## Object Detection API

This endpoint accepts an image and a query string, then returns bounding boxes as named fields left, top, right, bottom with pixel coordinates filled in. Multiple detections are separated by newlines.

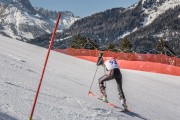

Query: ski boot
left=121, top=99, right=128, bottom=111
left=98, top=92, right=108, bottom=103
left=98, top=83, right=108, bottom=102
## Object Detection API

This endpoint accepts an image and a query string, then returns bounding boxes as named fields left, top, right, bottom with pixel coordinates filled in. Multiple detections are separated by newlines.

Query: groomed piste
left=0, top=35, right=180, bottom=120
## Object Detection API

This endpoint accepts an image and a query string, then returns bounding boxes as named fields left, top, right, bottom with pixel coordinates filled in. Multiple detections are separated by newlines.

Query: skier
left=96, top=52, right=128, bottom=110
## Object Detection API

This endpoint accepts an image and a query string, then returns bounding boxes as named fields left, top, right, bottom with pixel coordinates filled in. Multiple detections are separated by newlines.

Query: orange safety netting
left=54, top=48, right=180, bottom=76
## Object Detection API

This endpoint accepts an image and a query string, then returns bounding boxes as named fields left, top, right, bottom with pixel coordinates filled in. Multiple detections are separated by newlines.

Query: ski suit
left=97, top=56, right=126, bottom=101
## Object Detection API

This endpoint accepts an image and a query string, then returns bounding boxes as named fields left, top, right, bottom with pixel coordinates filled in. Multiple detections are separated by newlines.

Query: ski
left=88, top=91, right=117, bottom=108
left=88, top=91, right=131, bottom=112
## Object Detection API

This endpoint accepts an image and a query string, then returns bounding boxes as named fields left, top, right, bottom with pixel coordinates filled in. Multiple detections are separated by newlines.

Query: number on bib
left=109, top=60, right=117, bottom=65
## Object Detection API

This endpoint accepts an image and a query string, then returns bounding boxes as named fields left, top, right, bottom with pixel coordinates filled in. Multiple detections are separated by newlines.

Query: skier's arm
left=97, top=57, right=104, bottom=66
left=97, top=52, right=104, bottom=66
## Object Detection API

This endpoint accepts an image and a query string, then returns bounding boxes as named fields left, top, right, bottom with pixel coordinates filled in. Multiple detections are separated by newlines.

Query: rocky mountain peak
left=0, top=0, right=79, bottom=41
left=15, top=0, right=36, bottom=14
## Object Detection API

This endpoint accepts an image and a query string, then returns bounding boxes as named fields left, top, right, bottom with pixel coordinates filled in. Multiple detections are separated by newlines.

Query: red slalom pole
left=29, top=13, right=61, bottom=120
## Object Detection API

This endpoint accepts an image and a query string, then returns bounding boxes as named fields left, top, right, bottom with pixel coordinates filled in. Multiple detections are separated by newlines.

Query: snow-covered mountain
left=141, top=0, right=180, bottom=26
left=117, top=0, right=180, bottom=38
left=126, top=0, right=180, bottom=54
left=0, top=0, right=79, bottom=41
left=46, top=0, right=179, bottom=54
left=58, top=0, right=179, bottom=42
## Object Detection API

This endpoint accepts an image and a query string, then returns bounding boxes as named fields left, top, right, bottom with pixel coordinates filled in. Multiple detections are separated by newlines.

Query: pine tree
left=156, top=38, right=176, bottom=56
left=71, top=34, right=86, bottom=49
left=120, top=37, right=133, bottom=53
left=156, top=38, right=165, bottom=54
left=107, top=43, right=115, bottom=52
left=70, top=34, right=98, bottom=49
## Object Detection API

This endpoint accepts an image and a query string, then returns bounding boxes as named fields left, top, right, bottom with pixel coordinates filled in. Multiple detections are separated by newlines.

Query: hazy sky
left=29, top=0, right=139, bottom=17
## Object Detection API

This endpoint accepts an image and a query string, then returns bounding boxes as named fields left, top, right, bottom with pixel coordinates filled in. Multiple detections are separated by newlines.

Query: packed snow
left=0, top=35, right=180, bottom=120
left=118, top=27, right=138, bottom=39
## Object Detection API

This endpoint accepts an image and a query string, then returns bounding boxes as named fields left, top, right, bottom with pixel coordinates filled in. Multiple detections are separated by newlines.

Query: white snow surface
left=118, top=27, right=138, bottom=39
left=142, top=0, right=180, bottom=26
left=0, top=35, right=180, bottom=120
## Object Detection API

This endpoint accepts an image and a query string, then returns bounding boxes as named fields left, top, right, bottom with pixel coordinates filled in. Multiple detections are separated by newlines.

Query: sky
left=29, top=0, right=139, bottom=17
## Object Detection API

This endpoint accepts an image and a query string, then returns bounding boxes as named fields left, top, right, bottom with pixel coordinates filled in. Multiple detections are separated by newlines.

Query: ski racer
left=96, top=52, right=128, bottom=110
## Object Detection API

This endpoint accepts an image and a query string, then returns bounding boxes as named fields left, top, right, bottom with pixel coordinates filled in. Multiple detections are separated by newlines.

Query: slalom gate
left=54, top=48, right=180, bottom=76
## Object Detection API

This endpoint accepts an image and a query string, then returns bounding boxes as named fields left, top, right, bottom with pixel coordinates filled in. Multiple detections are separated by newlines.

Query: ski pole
left=103, top=66, right=106, bottom=87
left=88, top=66, right=98, bottom=94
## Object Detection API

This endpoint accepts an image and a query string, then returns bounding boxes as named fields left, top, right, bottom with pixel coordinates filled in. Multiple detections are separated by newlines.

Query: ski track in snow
left=0, top=35, right=180, bottom=120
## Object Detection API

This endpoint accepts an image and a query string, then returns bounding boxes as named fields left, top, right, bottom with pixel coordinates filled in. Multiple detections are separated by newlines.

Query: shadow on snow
left=114, top=106, right=148, bottom=120
left=0, top=112, right=17, bottom=120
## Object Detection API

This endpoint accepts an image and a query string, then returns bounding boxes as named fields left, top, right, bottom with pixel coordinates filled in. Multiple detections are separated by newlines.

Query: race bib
left=104, top=59, right=119, bottom=70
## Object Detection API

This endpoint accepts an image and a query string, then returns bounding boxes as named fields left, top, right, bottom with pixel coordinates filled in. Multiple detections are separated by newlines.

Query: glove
left=97, top=57, right=104, bottom=66
left=98, top=52, right=104, bottom=58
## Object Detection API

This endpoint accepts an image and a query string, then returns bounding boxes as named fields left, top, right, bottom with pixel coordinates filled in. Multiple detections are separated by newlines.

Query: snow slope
left=0, top=35, right=180, bottom=120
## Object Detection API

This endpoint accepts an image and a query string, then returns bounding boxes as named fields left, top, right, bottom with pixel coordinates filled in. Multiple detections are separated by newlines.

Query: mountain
left=65, top=0, right=180, bottom=46
left=30, top=0, right=180, bottom=55
left=1, top=0, right=179, bottom=55
left=0, top=0, right=79, bottom=41
left=1, top=34, right=180, bottom=120
left=141, top=0, right=179, bottom=26
left=127, top=3, right=180, bottom=54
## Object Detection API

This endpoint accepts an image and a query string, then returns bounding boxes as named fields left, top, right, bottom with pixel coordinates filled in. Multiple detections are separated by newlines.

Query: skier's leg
left=115, top=77, right=128, bottom=110
left=98, top=75, right=114, bottom=94
left=115, top=77, right=126, bottom=100
left=98, top=75, right=114, bottom=102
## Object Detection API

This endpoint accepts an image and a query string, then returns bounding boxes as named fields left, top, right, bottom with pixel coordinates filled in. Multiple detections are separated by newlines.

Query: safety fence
left=54, top=48, right=180, bottom=67
left=54, top=48, right=180, bottom=76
